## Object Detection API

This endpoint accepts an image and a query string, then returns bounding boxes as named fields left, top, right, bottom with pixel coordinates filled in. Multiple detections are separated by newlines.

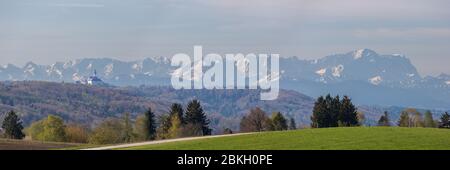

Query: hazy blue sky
left=1, top=0, right=450, bottom=76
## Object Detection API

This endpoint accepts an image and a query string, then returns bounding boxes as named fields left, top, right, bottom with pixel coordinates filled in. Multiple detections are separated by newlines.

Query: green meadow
left=122, top=127, right=450, bottom=150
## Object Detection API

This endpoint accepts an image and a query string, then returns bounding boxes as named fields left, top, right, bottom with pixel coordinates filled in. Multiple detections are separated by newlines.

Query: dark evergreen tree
left=338, top=96, right=359, bottom=126
left=185, top=100, right=211, bottom=135
left=311, top=96, right=326, bottom=128
left=289, top=117, right=297, bottom=130
left=1, top=110, right=25, bottom=139
left=439, top=112, right=450, bottom=129
left=312, top=94, right=359, bottom=128
left=377, top=111, right=390, bottom=126
left=328, top=95, right=340, bottom=127
left=143, top=107, right=156, bottom=140
left=271, top=112, right=288, bottom=131
left=169, top=103, right=184, bottom=124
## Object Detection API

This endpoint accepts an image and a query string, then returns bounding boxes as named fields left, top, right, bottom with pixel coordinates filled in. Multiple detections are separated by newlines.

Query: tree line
left=239, top=107, right=297, bottom=132
left=0, top=99, right=212, bottom=144
left=310, top=94, right=359, bottom=128
left=2, top=95, right=450, bottom=143
left=307, top=94, right=450, bottom=129
left=377, top=109, right=450, bottom=128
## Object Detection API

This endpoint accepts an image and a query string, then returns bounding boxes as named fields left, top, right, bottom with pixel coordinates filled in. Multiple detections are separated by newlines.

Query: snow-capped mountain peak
left=0, top=49, right=449, bottom=109
left=352, top=49, right=377, bottom=59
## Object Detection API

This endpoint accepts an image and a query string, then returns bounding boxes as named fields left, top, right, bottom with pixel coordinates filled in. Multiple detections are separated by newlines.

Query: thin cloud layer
left=0, top=0, right=449, bottom=75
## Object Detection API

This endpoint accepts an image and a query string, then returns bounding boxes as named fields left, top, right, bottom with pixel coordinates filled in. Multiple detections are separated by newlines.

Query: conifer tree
left=185, top=100, right=211, bottom=135
left=289, top=117, right=297, bottom=130
left=328, top=94, right=340, bottom=127
left=439, top=112, right=450, bottom=129
left=311, top=96, right=326, bottom=128
left=135, top=107, right=156, bottom=140
left=338, top=96, right=359, bottom=126
left=271, top=112, right=288, bottom=131
left=312, top=94, right=359, bottom=128
left=1, top=110, right=25, bottom=139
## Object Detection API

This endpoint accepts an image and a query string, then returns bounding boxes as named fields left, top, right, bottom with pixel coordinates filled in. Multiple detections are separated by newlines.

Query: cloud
left=354, top=28, right=450, bottom=38
left=197, top=0, right=450, bottom=19
left=47, top=3, right=105, bottom=8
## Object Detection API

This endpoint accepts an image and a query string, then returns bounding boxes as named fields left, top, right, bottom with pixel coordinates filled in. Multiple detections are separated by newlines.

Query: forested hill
left=0, top=81, right=314, bottom=133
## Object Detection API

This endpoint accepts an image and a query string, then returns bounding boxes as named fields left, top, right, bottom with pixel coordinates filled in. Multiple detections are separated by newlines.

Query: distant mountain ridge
left=1, top=49, right=449, bottom=109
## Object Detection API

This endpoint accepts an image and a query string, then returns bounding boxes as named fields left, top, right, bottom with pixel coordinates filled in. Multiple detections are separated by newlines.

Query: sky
left=1, top=0, right=450, bottom=76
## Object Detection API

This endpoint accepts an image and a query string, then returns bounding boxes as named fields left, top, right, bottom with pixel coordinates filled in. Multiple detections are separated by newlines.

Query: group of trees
left=0, top=111, right=89, bottom=143
left=310, top=94, right=359, bottom=128
left=74, top=99, right=211, bottom=144
left=0, top=99, right=212, bottom=145
left=25, top=113, right=135, bottom=144
left=239, top=107, right=296, bottom=132
left=155, top=100, right=211, bottom=140
left=377, top=109, right=450, bottom=129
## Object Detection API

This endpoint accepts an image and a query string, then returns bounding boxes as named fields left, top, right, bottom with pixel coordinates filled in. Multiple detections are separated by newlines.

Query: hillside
left=122, top=127, right=450, bottom=150
left=0, top=81, right=314, bottom=133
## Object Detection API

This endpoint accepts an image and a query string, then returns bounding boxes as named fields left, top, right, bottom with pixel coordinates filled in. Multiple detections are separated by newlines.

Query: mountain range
left=1, top=49, right=449, bottom=109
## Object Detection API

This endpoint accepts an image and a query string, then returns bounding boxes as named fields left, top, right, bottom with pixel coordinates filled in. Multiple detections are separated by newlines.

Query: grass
left=122, top=127, right=450, bottom=150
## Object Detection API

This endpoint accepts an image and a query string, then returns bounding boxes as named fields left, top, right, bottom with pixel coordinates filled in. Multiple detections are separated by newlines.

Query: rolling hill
left=121, top=127, right=450, bottom=150
left=0, top=81, right=448, bottom=133
left=0, top=81, right=314, bottom=133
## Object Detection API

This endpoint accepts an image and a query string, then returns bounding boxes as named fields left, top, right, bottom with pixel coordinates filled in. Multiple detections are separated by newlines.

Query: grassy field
left=0, top=138, right=82, bottom=150
left=122, top=127, right=450, bottom=150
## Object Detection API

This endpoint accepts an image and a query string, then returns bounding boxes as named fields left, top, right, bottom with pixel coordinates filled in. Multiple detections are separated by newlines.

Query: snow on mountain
left=369, top=76, right=383, bottom=85
left=104, top=63, right=114, bottom=76
left=353, top=49, right=365, bottom=59
left=0, top=49, right=449, bottom=109
left=23, top=62, right=36, bottom=76
left=315, top=68, right=326, bottom=76
left=72, top=73, right=82, bottom=82
left=132, top=63, right=143, bottom=71
left=0, top=50, right=435, bottom=88
left=332, top=65, right=344, bottom=78
left=353, top=49, right=377, bottom=60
